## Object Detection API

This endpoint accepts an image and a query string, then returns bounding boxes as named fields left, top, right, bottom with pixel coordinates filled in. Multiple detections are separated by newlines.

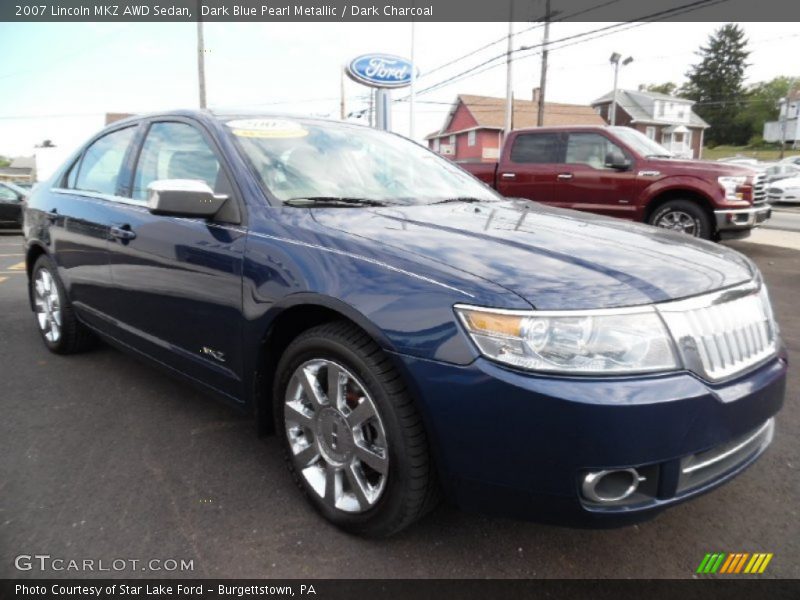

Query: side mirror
left=146, top=179, right=228, bottom=218
left=605, top=151, right=631, bottom=171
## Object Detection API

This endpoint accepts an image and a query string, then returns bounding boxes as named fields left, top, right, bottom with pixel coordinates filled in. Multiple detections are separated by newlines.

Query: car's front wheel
left=648, top=199, right=712, bottom=239
left=274, top=321, right=439, bottom=537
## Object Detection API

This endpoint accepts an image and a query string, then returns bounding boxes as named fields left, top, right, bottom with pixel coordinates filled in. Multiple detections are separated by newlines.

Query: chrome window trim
left=51, top=187, right=148, bottom=209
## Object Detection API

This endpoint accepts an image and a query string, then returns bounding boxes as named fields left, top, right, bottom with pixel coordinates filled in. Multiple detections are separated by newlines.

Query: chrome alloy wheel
left=34, top=268, right=62, bottom=343
left=655, top=210, right=698, bottom=235
left=284, top=359, right=389, bottom=513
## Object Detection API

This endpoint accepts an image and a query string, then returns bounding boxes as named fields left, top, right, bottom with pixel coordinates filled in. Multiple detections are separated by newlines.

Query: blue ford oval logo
left=346, top=54, right=416, bottom=89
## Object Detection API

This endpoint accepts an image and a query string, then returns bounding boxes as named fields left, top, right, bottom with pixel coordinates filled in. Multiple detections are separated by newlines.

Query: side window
left=0, top=186, right=18, bottom=201
left=132, top=122, right=226, bottom=202
left=565, top=133, right=626, bottom=169
left=73, top=126, right=136, bottom=195
left=509, top=133, right=563, bottom=164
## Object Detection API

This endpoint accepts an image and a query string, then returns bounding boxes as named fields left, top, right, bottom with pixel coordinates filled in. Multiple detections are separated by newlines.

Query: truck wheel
left=31, top=255, right=95, bottom=354
left=648, top=200, right=712, bottom=240
left=274, top=321, right=439, bottom=537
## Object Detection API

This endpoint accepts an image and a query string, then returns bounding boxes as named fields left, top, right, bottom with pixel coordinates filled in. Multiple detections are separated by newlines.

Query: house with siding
left=425, top=91, right=605, bottom=163
left=591, top=89, right=709, bottom=159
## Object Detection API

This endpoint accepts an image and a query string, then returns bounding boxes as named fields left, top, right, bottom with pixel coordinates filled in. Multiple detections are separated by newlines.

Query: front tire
left=274, top=321, right=439, bottom=537
left=648, top=199, right=712, bottom=240
left=31, top=255, right=94, bottom=354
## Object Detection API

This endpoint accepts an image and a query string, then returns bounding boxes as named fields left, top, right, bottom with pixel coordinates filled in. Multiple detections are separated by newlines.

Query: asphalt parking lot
left=0, top=229, right=798, bottom=579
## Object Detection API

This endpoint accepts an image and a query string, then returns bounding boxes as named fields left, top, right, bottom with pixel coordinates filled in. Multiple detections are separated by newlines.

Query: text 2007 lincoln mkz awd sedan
left=23, top=112, right=786, bottom=536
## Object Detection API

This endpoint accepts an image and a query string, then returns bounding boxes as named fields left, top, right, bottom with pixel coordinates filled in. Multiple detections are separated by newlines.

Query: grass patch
left=702, top=145, right=800, bottom=161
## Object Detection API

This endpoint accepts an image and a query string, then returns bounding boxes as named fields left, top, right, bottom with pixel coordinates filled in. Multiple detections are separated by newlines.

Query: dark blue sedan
left=23, top=111, right=786, bottom=536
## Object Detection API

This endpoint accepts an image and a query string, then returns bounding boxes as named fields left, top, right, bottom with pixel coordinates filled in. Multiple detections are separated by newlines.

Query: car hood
left=769, top=177, right=800, bottom=190
left=312, top=200, right=756, bottom=310
left=647, top=157, right=758, bottom=177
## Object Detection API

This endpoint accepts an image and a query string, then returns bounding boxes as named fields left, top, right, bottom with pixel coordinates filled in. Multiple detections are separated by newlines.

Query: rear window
left=509, top=133, right=563, bottom=164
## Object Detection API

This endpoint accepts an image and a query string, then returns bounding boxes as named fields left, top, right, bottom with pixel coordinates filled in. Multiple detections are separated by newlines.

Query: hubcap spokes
left=657, top=210, right=697, bottom=235
left=34, top=269, right=61, bottom=343
left=284, top=359, right=388, bottom=513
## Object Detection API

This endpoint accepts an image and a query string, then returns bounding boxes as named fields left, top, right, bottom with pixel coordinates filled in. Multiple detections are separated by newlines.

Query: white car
left=779, top=156, right=800, bottom=167
left=767, top=176, right=800, bottom=203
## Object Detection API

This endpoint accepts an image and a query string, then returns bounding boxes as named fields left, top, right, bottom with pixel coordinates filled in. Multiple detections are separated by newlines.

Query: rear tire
left=648, top=199, right=712, bottom=240
left=31, top=255, right=94, bottom=354
left=274, top=321, right=439, bottom=537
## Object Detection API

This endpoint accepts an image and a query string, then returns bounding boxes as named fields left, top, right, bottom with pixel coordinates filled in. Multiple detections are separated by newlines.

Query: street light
left=609, top=52, right=633, bottom=126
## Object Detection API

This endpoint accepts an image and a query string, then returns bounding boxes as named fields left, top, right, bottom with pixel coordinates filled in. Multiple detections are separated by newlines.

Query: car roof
left=107, top=109, right=369, bottom=131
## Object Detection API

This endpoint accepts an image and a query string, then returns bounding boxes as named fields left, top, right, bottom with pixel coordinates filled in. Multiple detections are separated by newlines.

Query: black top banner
left=1, top=0, right=799, bottom=22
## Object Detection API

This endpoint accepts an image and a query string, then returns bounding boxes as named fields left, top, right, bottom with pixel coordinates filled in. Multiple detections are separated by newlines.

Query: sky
left=0, top=19, right=798, bottom=162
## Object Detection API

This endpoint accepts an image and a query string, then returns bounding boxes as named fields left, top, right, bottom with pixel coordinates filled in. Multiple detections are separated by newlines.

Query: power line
left=397, top=0, right=732, bottom=102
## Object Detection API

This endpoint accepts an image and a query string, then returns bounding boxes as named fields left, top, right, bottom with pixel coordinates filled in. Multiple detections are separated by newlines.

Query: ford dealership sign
left=346, top=54, right=416, bottom=89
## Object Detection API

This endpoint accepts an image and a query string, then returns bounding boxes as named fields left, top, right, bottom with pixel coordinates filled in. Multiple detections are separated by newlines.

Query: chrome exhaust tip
left=582, top=468, right=645, bottom=504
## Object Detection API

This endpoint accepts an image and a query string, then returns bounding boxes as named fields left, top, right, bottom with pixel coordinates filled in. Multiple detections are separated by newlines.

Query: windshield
left=610, top=126, right=674, bottom=158
left=226, top=118, right=499, bottom=206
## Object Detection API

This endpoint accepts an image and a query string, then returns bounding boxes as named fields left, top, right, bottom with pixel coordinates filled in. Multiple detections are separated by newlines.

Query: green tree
left=681, top=24, right=750, bottom=145
left=735, top=76, right=797, bottom=145
left=0, top=156, right=9, bottom=168
left=638, top=82, right=678, bottom=96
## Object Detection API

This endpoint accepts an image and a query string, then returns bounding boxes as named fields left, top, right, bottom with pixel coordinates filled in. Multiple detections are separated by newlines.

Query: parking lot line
left=0, top=277, right=7, bottom=284
left=0, top=253, right=23, bottom=257
left=8, top=261, right=25, bottom=271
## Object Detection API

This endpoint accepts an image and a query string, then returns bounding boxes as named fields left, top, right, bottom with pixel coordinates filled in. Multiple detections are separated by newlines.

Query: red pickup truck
left=463, top=126, right=771, bottom=240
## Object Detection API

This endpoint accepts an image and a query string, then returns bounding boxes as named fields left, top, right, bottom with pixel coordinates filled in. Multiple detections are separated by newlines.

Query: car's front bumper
left=715, top=205, right=772, bottom=234
left=393, top=350, right=787, bottom=526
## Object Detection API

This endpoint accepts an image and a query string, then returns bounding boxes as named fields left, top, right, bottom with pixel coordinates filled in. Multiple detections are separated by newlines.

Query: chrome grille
left=657, top=283, right=778, bottom=381
left=753, top=172, right=767, bottom=205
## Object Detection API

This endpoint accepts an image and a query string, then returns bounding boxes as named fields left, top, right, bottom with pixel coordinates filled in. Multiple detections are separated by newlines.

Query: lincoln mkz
left=23, top=112, right=786, bottom=536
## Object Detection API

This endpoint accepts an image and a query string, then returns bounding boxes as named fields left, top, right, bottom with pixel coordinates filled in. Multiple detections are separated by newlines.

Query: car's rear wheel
left=31, top=255, right=94, bottom=354
left=648, top=199, right=712, bottom=239
left=274, top=321, right=439, bottom=537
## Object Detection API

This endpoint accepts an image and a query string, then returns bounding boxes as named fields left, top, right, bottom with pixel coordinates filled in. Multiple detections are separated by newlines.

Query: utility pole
left=779, top=79, right=796, bottom=159
left=196, top=19, right=207, bottom=109
left=537, top=0, right=550, bottom=126
left=609, top=53, right=633, bottom=126
left=504, top=15, right=514, bottom=138
left=409, top=20, right=416, bottom=139
left=340, top=66, right=346, bottom=120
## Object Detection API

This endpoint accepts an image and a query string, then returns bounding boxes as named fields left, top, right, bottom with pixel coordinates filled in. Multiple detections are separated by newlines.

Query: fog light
left=581, top=468, right=644, bottom=503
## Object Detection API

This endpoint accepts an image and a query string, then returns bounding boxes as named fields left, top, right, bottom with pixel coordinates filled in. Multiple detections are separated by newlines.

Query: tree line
left=638, top=24, right=796, bottom=147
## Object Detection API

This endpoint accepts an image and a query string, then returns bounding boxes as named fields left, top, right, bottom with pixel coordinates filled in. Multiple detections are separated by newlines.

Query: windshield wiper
left=429, top=197, right=486, bottom=205
left=283, top=196, right=388, bottom=208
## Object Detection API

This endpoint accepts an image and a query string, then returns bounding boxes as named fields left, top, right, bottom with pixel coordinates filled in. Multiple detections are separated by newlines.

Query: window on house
left=433, top=138, right=440, bottom=152
left=645, top=126, right=656, bottom=140
left=657, top=102, right=665, bottom=117
left=449, top=134, right=456, bottom=145
left=467, top=130, right=476, bottom=147
left=685, top=130, right=693, bottom=148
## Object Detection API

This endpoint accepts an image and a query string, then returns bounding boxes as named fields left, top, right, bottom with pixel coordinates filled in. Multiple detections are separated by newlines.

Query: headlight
left=455, top=305, right=679, bottom=375
left=718, top=175, right=750, bottom=201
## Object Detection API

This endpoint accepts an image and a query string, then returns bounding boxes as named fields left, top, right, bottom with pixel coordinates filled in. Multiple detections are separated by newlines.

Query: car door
left=103, top=118, right=247, bottom=399
left=45, top=124, right=139, bottom=326
left=496, top=132, right=565, bottom=205
left=0, top=184, right=22, bottom=224
left=553, top=132, right=639, bottom=220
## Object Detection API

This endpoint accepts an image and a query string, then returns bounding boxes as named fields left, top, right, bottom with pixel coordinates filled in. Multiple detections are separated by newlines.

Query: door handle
left=500, top=172, right=516, bottom=179
left=109, top=224, right=136, bottom=241
left=557, top=173, right=574, bottom=180
left=46, top=209, right=58, bottom=222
